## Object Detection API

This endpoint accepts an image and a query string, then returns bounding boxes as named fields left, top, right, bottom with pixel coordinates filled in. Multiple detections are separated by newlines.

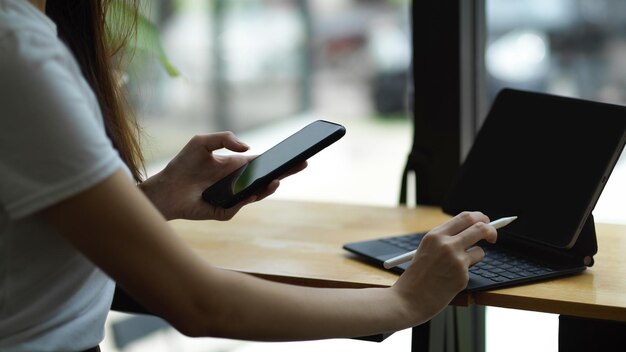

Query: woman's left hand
left=139, top=132, right=306, bottom=221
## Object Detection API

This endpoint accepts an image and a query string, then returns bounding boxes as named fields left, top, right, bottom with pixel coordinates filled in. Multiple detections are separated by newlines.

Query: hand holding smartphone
left=202, top=120, right=346, bottom=208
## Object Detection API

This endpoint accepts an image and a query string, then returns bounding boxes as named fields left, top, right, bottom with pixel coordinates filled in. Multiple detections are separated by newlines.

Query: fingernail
left=234, top=137, right=249, bottom=148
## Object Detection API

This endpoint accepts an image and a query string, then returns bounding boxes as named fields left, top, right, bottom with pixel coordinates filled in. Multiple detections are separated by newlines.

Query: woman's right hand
left=391, top=211, right=498, bottom=325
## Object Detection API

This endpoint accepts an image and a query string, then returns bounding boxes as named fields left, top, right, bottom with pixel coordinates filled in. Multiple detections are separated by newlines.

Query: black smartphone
left=202, top=120, right=346, bottom=208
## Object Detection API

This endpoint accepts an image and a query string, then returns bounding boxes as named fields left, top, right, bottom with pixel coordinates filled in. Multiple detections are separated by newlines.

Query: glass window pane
left=486, top=0, right=626, bottom=225
left=123, top=0, right=413, bottom=206
left=485, top=2, right=626, bottom=351
left=487, top=0, right=626, bottom=104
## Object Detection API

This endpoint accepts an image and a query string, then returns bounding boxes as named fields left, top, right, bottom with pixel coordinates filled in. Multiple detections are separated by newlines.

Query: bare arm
left=42, top=169, right=495, bottom=340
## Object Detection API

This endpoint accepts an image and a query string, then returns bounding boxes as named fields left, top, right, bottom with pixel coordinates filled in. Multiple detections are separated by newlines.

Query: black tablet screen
left=443, top=89, right=626, bottom=249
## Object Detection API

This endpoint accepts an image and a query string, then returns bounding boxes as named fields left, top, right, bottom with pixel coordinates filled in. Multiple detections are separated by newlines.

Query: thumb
left=201, top=132, right=249, bottom=153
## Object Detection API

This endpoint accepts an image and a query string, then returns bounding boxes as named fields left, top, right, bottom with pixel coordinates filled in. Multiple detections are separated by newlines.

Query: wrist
left=390, top=278, right=442, bottom=327
left=386, top=287, right=421, bottom=328
left=139, top=173, right=177, bottom=220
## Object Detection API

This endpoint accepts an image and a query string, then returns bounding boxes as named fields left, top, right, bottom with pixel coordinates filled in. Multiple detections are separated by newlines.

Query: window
left=484, top=1, right=626, bottom=351
left=104, top=1, right=414, bottom=350
left=486, top=0, right=626, bottom=224
left=127, top=0, right=413, bottom=206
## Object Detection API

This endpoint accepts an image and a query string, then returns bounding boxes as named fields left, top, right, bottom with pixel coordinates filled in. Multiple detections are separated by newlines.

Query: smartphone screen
left=202, top=120, right=346, bottom=208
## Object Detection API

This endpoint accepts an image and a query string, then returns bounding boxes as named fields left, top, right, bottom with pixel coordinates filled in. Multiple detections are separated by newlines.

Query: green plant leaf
left=108, top=0, right=180, bottom=77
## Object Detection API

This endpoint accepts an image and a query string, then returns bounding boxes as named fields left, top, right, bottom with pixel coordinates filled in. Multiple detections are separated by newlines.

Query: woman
left=0, top=0, right=497, bottom=351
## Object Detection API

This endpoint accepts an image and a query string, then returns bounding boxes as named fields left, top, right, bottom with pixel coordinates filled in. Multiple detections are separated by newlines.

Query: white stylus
left=382, top=216, right=518, bottom=269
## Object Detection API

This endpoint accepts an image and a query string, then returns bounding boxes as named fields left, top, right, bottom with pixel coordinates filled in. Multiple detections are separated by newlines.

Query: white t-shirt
left=0, top=0, right=127, bottom=350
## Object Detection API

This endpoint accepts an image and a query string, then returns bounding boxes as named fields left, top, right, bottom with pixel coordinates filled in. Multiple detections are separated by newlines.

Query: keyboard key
left=501, top=272, right=522, bottom=280
left=479, top=272, right=499, bottom=279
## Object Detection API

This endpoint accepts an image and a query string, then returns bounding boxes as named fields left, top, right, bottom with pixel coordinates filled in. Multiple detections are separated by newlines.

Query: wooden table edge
left=473, top=292, right=626, bottom=322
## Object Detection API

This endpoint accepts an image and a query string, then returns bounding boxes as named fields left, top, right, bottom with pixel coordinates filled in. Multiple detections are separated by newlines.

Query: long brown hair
left=46, top=0, right=145, bottom=182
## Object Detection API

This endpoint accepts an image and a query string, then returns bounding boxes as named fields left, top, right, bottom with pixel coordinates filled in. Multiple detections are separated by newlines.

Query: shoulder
left=0, top=0, right=70, bottom=84
left=0, top=1, right=125, bottom=220
left=0, top=2, right=94, bottom=125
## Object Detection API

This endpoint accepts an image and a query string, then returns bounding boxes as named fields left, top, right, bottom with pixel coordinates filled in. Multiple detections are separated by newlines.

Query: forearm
left=192, top=269, right=424, bottom=341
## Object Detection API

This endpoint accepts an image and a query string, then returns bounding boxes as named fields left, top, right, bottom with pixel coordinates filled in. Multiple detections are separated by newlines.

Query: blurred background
left=103, top=0, right=626, bottom=351
left=130, top=0, right=411, bottom=170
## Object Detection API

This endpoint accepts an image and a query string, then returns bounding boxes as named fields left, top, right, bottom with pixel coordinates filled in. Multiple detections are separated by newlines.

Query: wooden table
left=172, top=200, right=448, bottom=288
left=171, top=200, right=626, bottom=348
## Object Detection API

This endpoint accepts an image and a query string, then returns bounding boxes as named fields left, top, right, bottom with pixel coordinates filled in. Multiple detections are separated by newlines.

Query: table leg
left=411, top=320, right=430, bottom=351
left=411, top=306, right=485, bottom=352
left=559, top=315, right=626, bottom=352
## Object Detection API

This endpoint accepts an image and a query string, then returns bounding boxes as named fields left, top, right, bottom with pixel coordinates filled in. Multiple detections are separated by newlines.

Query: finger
left=430, top=211, right=490, bottom=238
left=214, top=153, right=254, bottom=167
left=255, top=180, right=280, bottom=201
left=466, top=246, right=486, bottom=267
left=237, top=195, right=258, bottom=209
left=218, top=195, right=257, bottom=220
left=455, top=221, right=497, bottom=250
left=197, top=132, right=249, bottom=153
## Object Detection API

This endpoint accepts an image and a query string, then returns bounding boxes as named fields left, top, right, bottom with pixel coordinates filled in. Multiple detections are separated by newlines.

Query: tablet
left=442, top=89, right=626, bottom=249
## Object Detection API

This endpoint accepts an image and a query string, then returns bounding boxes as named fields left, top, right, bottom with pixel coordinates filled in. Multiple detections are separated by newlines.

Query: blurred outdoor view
left=487, top=2, right=626, bottom=352
left=103, top=0, right=626, bottom=351
left=129, top=0, right=413, bottom=206
left=487, top=0, right=626, bottom=105
left=486, top=0, right=626, bottom=226
left=125, top=0, right=409, bottom=187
